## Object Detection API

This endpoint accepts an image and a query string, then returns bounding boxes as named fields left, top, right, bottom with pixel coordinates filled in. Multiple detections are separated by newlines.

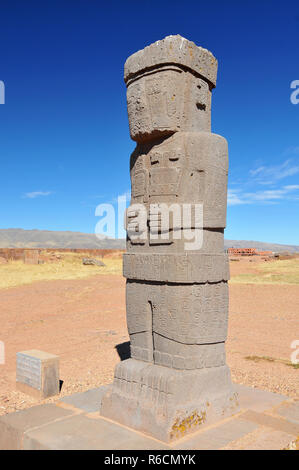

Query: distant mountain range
left=0, top=229, right=298, bottom=253
left=0, top=229, right=125, bottom=249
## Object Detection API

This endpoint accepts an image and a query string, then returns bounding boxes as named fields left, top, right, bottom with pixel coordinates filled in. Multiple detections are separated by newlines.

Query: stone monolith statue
left=100, top=35, right=239, bottom=442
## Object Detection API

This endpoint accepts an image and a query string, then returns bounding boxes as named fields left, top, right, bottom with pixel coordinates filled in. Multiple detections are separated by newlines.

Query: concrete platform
left=0, top=384, right=298, bottom=450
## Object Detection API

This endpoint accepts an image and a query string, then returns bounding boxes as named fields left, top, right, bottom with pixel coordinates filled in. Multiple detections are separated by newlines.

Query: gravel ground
left=0, top=258, right=298, bottom=415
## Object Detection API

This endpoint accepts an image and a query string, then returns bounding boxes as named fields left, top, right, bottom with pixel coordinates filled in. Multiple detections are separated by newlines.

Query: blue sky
left=0, top=0, right=298, bottom=244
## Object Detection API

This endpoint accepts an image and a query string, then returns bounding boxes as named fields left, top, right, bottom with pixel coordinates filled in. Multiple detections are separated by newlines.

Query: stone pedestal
left=101, top=35, right=239, bottom=442
left=102, top=360, right=238, bottom=442
left=16, top=350, right=59, bottom=399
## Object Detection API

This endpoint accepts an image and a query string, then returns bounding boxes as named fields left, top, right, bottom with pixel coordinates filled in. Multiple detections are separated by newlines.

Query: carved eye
left=168, top=150, right=181, bottom=161
left=150, top=153, right=160, bottom=164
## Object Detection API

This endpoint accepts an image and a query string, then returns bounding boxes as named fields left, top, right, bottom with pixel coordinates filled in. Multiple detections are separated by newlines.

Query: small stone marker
left=82, top=258, right=105, bottom=267
left=16, top=350, right=59, bottom=399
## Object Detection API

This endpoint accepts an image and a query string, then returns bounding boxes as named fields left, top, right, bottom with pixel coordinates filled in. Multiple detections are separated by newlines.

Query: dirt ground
left=0, top=257, right=298, bottom=415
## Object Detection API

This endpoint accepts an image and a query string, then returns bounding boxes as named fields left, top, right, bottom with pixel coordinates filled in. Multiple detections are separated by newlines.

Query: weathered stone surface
left=102, top=359, right=238, bottom=442
left=101, top=35, right=238, bottom=442
left=24, top=413, right=167, bottom=450
left=241, top=410, right=299, bottom=436
left=126, top=69, right=213, bottom=141
left=124, top=35, right=218, bottom=87
left=123, top=253, right=229, bottom=282
left=124, top=36, right=218, bottom=143
left=128, top=132, right=228, bottom=227
left=0, top=384, right=297, bottom=450
left=16, top=350, right=59, bottom=399
left=126, top=280, right=229, bottom=352
left=0, top=404, right=73, bottom=450
left=275, top=401, right=299, bottom=425
left=234, top=383, right=288, bottom=413
left=240, top=429, right=296, bottom=451
left=60, top=386, right=111, bottom=413
left=174, top=417, right=258, bottom=450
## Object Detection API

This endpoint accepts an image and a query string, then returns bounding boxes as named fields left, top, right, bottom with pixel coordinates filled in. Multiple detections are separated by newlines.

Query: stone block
left=234, top=383, right=288, bottom=413
left=241, top=409, right=299, bottom=436
left=24, top=414, right=168, bottom=450
left=242, top=429, right=295, bottom=450
left=123, top=253, right=230, bottom=282
left=16, top=350, right=59, bottom=399
left=0, top=404, right=74, bottom=450
left=60, top=386, right=111, bottom=413
left=275, top=401, right=299, bottom=425
left=174, top=417, right=258, bottom=450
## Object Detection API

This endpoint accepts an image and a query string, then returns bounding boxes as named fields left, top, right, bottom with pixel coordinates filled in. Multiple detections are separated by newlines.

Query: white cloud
left=229, top=156, right=299, bottom=206
left=249, top=159, right=299, bottom=185
left=23, top=191, right=53, bottom=199
left=227, top=189, right=245, bottom=206
left=249, top=166, right=266, bottom=177
left=284, top=185, right=299, bottom=191
left=227, top=185, right=299, bottom=206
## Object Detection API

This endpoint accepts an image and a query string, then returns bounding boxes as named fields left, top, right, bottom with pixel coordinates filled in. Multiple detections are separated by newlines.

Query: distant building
left=228, top=248, right=273, bottom=256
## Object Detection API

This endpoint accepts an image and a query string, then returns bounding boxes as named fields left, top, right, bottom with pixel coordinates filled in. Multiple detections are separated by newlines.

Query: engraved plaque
left=16, top=349, right=59, bottom=398
left=16, top=352, right=41, bottom=390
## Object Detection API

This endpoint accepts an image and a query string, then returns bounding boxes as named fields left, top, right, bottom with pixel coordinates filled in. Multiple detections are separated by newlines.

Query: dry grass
left=245, top=355, right=299, bottom=370
left=2, top=254, right=299, bottom=289
left=0, top=252, right=123, bottom=289
left=230, top=258, right=299, bottom=285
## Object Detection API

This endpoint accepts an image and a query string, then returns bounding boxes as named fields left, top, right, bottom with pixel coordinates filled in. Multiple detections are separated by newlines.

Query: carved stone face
left=126, top=67, right=211, bottom=142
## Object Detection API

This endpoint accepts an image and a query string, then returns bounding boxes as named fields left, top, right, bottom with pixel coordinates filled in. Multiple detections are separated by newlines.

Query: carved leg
left=126, top=281, right=153, bottom=362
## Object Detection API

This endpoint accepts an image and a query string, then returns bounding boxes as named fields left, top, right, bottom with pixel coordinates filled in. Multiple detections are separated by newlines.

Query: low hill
left=0, top=229, right=298, bottom=253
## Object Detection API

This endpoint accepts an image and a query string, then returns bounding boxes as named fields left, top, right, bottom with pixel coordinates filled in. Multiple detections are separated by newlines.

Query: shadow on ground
left=115, top=341, right=131, bottom=361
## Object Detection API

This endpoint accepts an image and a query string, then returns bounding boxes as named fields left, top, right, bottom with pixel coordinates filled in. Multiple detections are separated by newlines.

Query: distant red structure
left=228, top=248, right=273, bottom=256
